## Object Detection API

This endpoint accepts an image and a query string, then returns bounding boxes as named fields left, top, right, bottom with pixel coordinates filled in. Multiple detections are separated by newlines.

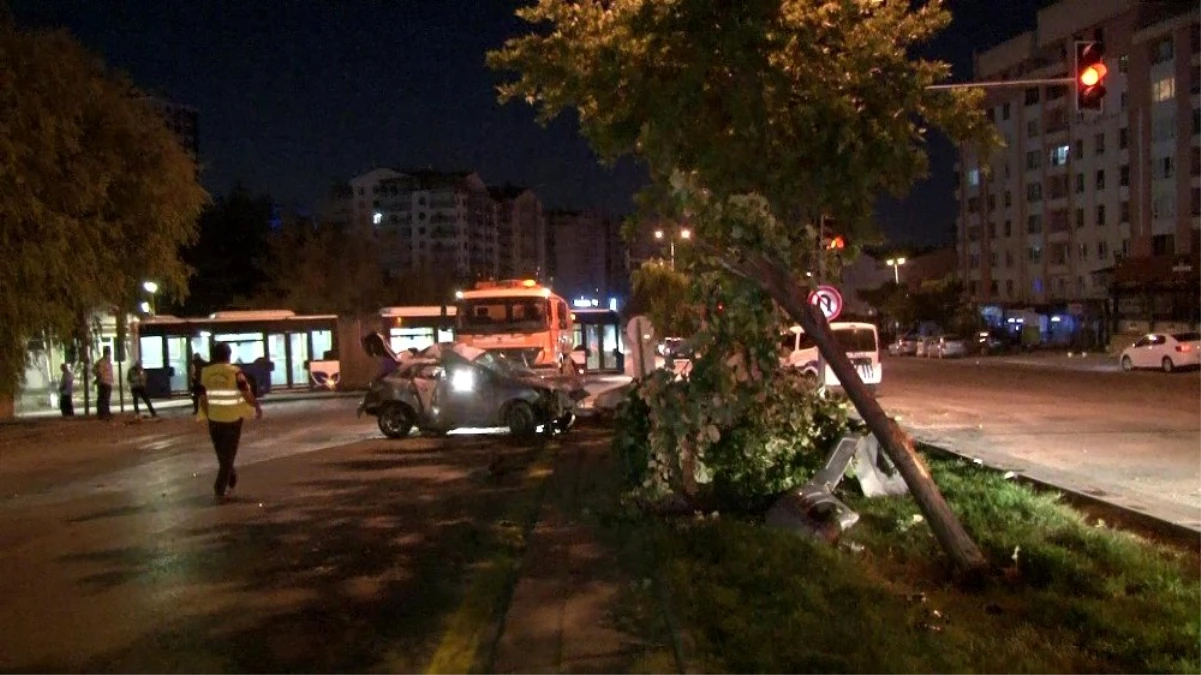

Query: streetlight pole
left=654, top=228, right=691, bottom=269
left=886, top=258, right=906, bottom=286
left=142, top=280, right=159, bottom=316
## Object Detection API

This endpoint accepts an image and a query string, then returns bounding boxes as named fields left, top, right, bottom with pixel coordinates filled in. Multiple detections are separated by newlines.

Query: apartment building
left=547, top=209, right=629, bottom=302
left=956, top=0, right=1199, bottom=339
left=489, top=185, right=547, bottom=280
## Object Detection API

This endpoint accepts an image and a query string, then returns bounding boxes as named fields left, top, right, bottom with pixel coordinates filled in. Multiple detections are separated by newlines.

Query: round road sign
left=808, top=285, right=843, bottom=322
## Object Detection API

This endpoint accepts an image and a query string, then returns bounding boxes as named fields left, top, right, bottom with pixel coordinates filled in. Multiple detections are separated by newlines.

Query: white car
left=1119, top=332, right=1201, bottom=373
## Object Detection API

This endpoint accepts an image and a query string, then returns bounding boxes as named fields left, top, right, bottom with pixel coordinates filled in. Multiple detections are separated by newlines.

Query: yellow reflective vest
left=199, top=363, right=255, bottom=422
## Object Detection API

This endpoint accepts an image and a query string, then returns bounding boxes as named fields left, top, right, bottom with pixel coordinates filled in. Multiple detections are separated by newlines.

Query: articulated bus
left=137, top=310, right=340, bottom=396
left=454, top=279, right=574, bottom=373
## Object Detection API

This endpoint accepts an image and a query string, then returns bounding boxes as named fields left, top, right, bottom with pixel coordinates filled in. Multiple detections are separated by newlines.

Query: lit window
left=1152, top=76, right=1175, bottom=102
left=1049, top=145, right=1070, bottom=167
left=967, top=168, right=980, bottom=186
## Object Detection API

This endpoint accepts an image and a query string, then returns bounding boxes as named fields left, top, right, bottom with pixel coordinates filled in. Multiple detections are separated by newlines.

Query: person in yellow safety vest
left=198, top=342, right=262, bottom=501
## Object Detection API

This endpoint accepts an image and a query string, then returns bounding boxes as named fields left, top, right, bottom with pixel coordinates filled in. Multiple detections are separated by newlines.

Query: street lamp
left=141, top=280, right=159, bottom=315
left=885, top=257, right=907, bottom=285
left=654, top=228, right=691, bottom=268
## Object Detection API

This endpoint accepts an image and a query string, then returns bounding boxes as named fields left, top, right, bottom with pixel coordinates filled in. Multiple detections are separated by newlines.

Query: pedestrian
left=126, top=360, right=156, bottom=418
left=190, top=353, right=206, bottom=415
left=58, top=363, right=75, bottom=417
left=198, top=342, right=262, bottom=502
left=93, top=346, right=114, bottom=421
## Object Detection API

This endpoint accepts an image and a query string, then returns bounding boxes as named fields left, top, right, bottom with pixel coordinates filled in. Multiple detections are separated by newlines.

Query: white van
left=779, top=321, right=882, bottom=391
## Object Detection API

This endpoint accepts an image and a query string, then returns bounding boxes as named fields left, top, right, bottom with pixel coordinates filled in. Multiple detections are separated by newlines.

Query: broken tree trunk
left=713, top=247, right=987, bottom=574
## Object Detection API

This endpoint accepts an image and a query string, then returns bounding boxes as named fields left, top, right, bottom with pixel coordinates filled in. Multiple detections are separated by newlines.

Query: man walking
left=126, top=360, right=157, bottom=418
left=93, top=346, right=114, bottom=421
left=198, top=342, right=262, bottom=501
left=58, top=363, right=75, bottom=417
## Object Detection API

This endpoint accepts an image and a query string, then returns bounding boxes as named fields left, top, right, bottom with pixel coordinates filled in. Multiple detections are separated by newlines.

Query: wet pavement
left=0, top=400, right=557, bottom=672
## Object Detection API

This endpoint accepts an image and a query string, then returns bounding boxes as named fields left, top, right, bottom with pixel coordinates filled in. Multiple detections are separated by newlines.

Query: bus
left=779, top=321, right=882, bottom=391
left=378, top=305, right=457, bottom=354
left=454, top=279, right=574, bottom=373
left=137, top=310, right=339, bottom=396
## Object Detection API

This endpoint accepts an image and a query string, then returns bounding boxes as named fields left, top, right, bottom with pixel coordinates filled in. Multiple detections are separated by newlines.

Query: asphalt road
left=0, top=399, right=552, bottom=672
left=878, top=354, right=1201, bottom=531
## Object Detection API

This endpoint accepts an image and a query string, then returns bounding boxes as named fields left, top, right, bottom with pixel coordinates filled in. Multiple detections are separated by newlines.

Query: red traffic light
left=1075, top=41, right=1107, bottom=112
left=1080, top=62, right=1107, bottom=87
left=825, top=235, right=846, bottom=250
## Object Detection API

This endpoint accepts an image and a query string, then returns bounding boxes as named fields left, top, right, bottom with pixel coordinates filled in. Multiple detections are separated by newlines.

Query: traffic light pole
left=926, top=77, right=1074, bottom=90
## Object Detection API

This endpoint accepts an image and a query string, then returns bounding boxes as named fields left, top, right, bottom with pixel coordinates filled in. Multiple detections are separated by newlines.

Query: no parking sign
left=808, top=285, right=843, bottom=322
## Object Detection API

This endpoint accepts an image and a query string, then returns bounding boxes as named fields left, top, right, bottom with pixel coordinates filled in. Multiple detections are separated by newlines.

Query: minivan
left=779, top=321, right=882, bottom=392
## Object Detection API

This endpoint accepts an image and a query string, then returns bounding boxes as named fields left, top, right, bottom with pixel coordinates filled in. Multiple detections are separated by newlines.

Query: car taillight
left=1176, top=344, right=1193, bottom=352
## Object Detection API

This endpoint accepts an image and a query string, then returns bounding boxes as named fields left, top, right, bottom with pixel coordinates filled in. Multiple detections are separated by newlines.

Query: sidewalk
left=13, top=389, right=360, bottom=420
left=491, top=426, right=645, bottom=674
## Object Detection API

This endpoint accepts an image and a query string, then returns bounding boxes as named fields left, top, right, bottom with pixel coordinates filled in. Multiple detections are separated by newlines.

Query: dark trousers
left=97, top=383, right=112, bottom=419
left=208, top=419, right=244, bottom=496
left=59, top=392, right=74, bottom=417
left=191, top=382, right=201, bottom=414
left=130, top=386, right=156, bottom=417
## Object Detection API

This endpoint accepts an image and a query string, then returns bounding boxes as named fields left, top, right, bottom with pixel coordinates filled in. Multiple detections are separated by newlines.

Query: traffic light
left=825, top=235, right=846, bottom=251
left=1075, top=41, right=1107, bottom=113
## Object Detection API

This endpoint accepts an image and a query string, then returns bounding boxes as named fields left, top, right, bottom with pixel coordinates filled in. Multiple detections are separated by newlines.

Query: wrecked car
left=358, top=333, right=585, bottom=439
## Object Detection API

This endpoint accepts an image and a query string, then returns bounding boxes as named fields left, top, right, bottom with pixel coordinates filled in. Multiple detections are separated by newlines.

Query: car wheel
left=378, top=403, right=414, bottom=439
left=504, top=401, right=537, bottom=438
left=1121, top=356, right=1133, bottom=372
left=1162, top=357, right=1175, bottom=373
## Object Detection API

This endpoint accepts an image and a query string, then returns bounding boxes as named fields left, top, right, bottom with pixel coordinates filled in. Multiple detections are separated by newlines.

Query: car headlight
left=451, top=369, right=475, bottom=393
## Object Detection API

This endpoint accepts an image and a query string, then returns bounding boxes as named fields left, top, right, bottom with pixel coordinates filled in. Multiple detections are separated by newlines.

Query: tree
left=489, top=0, right=998, bottom=573
left=628, top=261, right=698, bottom=338
left=0, top=24, right=207, bottom=414
left=176, top=183, right=273, bottom=315
left=250, top=218, right=400, bottom=315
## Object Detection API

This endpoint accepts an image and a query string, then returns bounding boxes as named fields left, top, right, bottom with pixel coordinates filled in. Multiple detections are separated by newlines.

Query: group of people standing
left=56, top=346, right=157, bottom=420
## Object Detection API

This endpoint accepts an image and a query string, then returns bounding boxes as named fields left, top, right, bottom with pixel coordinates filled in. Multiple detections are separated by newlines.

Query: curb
left=915, top=441, right=1201, bottom=550
left=422, top=443, right=558, bottom=675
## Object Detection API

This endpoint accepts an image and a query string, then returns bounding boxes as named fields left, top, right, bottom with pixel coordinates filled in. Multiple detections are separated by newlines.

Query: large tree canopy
left=488, top=0, right=995, bottom=236
left=0, top=24, right=207, bottom=399
left=489, top=0, right=1000, bottom=572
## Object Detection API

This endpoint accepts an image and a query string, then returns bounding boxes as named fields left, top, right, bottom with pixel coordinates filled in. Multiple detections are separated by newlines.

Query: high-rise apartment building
left=489, top=185, right=547, bottom=280
left=323, top=168, right=628, bottom=302
left=956, top=0, right=1198, bottom=335
left=547, top=209, right=629, bottom=301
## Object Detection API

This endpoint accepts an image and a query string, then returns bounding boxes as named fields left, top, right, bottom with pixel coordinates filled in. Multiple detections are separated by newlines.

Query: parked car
left=358, top=336, right=585, bottom=438
left=888, top=333, right=921, bottom=356
left=915, top=336, right=939, bottom=358
left=1119, top=332, right=1201, bottom=373
left=975, top=330, right=1008, bottom=355
left=930, top=335, right=969, bottom=358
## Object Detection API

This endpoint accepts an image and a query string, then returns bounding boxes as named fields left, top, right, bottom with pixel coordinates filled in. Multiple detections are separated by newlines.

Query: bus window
left=558, top=301, right=569, bottom=330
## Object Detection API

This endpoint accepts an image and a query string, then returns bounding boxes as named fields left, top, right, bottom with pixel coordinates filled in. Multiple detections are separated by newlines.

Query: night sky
left=12, top=0, right=1052, bottom=249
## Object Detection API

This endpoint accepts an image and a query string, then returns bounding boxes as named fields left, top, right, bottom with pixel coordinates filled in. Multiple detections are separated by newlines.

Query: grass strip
left=423, top=445, right=558, bottom=675
left=644, top=454, right=1200, bottom=673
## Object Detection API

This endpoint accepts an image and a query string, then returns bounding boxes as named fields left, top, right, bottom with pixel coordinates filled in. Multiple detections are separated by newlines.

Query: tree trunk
left=714, top=249, right=987, bottom=574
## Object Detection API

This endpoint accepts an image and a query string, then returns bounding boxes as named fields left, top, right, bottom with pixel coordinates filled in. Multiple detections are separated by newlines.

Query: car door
left=1144, top=334, right=1169, bottom=367
left=1130, top=335, right=1159, bottom=368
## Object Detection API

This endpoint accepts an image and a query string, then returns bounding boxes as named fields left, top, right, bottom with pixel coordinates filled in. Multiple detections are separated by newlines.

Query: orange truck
left=454, top=279, right=575, bottom=374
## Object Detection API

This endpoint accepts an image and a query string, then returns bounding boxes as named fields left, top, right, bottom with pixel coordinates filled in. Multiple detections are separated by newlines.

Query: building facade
left=323, top=168, right=629, bottom=301
left=547, top=209, right=629, bottom=302
left=956, top=0, right=1199, bottom=342
left=489, top=185, right=547, bottom=280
